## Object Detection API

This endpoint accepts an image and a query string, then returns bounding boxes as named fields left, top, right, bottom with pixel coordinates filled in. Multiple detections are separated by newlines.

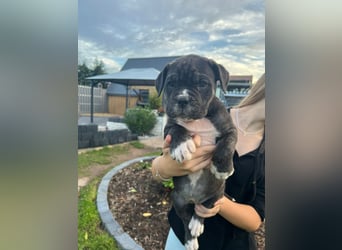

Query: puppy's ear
left=155, top=64, right=169, bottom=96
left=211, top=62, right=229, bottom=93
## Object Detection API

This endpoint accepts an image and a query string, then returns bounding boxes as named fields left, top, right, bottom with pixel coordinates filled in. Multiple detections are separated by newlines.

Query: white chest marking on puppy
left=188, top=170, right=203, bottom=188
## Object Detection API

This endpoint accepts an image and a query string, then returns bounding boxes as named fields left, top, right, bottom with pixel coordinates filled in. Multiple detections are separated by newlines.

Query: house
left=218, top=75, right=253, bottom=107
left=106, top=56, right=181, bottom=115
left=120, top=55, right=182, bottom=104
left=106, top=56, right=253, bottom=114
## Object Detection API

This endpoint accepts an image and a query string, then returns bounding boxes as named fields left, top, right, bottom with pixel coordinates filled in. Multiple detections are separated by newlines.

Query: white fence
left=78, top=85, right=107, bottom=114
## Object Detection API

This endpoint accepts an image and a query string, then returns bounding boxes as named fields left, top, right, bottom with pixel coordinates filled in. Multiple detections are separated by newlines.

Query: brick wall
left=78, top=124, right=138, bottom=149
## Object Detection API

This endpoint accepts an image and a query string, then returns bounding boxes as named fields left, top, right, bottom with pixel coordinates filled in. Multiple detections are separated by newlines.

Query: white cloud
left=78, top=1, right=265, bottom=79
left=78, top=39, right=122, bottom=72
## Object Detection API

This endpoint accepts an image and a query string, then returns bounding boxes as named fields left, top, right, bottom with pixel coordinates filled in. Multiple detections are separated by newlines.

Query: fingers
left=214, top=197, right=225, bottom=206
left=195, top=204, right=221, bottom=218
left=187, top=139, right=196, bottom=154
left=192, top=134, right=201, bottom=147
left=183, top=156, right=211, bottom=172
left=163, top=134, right=215, bottom=172
left=164, top=134, right=214, bottom=153
left=163, top=134, right=172, bottom=148
left=184, top=145, right=215, bottom=169
left=194, top=197, right=226, bottom=218
left=179, top=144, right=215, bottom=172
left=195, top=145, right=215, bottom=159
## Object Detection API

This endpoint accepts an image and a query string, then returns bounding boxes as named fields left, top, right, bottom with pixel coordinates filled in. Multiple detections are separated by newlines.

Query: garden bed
left=106, top=159, right=265, bottom=249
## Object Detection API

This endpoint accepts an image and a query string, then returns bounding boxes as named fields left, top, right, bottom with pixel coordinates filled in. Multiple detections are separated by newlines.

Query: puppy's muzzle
left=176, top=95, right=190, bottom=107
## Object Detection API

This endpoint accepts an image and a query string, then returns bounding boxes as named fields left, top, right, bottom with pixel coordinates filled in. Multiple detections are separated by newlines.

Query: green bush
left=123, top=107, right=157, bottom=136
left=148, top=91, right=162, bottom=110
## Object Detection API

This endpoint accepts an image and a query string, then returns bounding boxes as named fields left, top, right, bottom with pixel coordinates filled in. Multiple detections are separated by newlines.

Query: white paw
left=185, top=238, right=199, bottom=250
left=171, top=139, right=196, bottom=162
left=210, top=164, right=234, bottom=180
left=189, top=216, right=204, bottom=237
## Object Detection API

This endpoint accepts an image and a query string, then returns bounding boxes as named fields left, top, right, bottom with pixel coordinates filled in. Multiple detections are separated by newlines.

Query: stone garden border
left=96, top=156, right=156, bottom=250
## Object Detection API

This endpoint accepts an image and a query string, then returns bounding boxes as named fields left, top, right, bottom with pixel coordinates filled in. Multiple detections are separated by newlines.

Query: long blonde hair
left=236, top=73, right=265, bottom=108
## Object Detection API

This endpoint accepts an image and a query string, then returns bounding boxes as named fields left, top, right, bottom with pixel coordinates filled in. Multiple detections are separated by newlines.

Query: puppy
left=156, top=54, right=237, bottom=250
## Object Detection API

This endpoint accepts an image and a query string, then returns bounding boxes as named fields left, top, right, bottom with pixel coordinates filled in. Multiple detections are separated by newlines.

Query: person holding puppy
left=151, top=73, right=265, bottom=250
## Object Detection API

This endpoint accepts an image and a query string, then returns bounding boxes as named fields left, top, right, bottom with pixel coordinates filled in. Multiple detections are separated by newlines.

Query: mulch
left=107, top=161, right=265, bottom=250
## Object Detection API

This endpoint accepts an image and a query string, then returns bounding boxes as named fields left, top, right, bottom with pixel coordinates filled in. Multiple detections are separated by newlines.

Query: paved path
left=138, top=135, right=163, bottom=148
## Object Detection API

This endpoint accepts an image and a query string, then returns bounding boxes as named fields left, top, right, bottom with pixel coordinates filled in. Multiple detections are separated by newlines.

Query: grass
left=78, top=146, right=113, bottom=169
left=78, top=178, right=118, bottom=250
left=78, top=145, right=130, bottom=250
left=129, top=140, right=145, bottom=149
left=78, top=144, right=132, bottom=177
left=78, top=141, right=147, bottom=169
left=78, top=141, right=160, bottom=176
left=78, top=140, right=161, bottom=249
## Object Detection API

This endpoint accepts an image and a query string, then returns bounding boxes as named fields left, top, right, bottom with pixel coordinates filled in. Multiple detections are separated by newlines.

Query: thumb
left=163, top=134, right=172, bottom=148
left=192, top=134, right=201, bottom=147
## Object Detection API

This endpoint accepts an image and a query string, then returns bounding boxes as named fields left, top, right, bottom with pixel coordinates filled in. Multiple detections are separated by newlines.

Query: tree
left=78, top=62, right=92, bottom=86
left=78, top=59, right=107, bottom=86
left=92, top=58, right=106, bottom=76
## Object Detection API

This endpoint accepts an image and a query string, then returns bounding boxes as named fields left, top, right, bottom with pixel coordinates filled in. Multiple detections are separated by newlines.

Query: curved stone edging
left=97, top=156, right=156, bottom=250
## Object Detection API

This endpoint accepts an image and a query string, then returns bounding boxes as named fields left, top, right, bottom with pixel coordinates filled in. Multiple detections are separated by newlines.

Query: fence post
left=91, top=81, right=95, bottom=123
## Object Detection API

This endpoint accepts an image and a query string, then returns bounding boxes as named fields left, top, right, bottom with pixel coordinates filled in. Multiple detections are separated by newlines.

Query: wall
left=108, top=95, right=139, bottom=116
left=78, top=124, right=138, bottom=149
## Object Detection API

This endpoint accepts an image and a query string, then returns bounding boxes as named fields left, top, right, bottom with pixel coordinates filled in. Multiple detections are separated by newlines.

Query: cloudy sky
left=78, top=0, right=265, bottom=81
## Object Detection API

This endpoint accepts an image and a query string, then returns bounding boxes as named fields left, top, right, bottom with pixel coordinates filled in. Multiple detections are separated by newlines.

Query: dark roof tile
left=121, top=56, right=181, bottom=71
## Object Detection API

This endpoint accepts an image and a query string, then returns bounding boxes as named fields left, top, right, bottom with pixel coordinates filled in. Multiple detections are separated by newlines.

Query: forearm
left=151, top=154, right=186, bottom=181
left=219, top=196, right=262, bottom=232
left=151, top=156, right=172, bottom=181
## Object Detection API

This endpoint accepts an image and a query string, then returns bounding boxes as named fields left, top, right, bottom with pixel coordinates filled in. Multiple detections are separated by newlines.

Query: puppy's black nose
left=176, top=95, right=189, bottom=106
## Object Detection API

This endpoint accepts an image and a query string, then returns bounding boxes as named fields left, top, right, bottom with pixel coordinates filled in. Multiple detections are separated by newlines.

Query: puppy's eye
left=167, top=81, right=176, bottom=88
left=198, top=80, right=208, bottom=88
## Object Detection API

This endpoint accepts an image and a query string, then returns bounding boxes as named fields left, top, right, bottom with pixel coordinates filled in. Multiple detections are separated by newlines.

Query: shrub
left=148, top=91, right=162, bottom=110
left=123, top=107, right=157, bottom=136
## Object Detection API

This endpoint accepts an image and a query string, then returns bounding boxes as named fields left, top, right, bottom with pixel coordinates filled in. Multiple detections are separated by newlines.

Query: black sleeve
left=247, top=157, right=265, bottom=221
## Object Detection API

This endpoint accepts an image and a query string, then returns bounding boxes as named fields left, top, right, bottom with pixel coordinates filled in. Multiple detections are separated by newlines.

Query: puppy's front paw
left=170, top=138, right=196, bottom=162
left=210, top=164, right=234, bottom=180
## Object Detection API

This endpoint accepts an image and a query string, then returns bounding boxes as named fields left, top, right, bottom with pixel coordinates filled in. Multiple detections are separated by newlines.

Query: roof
left=106, top=83, right=138, bottom=96
left=228, top=75, right=253, bottom=87
left=121, top=56, right=181, bottom=71
left=87, top=55, right=253, bottom=88
left=229, top=75, right=253, bottom=82
left=122, top=57, right=253, bottom=83
left=86, top=68, right=160, bottom=86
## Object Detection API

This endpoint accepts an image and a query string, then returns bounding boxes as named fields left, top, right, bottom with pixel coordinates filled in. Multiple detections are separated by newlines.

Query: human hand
left=194, top=197, right=225, bottom=218
left=163, top=134, right=215, bottom=173
left=162, top=134, right=201, bottom=151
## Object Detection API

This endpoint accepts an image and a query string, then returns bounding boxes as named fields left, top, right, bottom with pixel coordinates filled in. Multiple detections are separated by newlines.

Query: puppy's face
left=156, top=55, right=229, bottom=121
left=163, top=68, right=215, bottom=120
